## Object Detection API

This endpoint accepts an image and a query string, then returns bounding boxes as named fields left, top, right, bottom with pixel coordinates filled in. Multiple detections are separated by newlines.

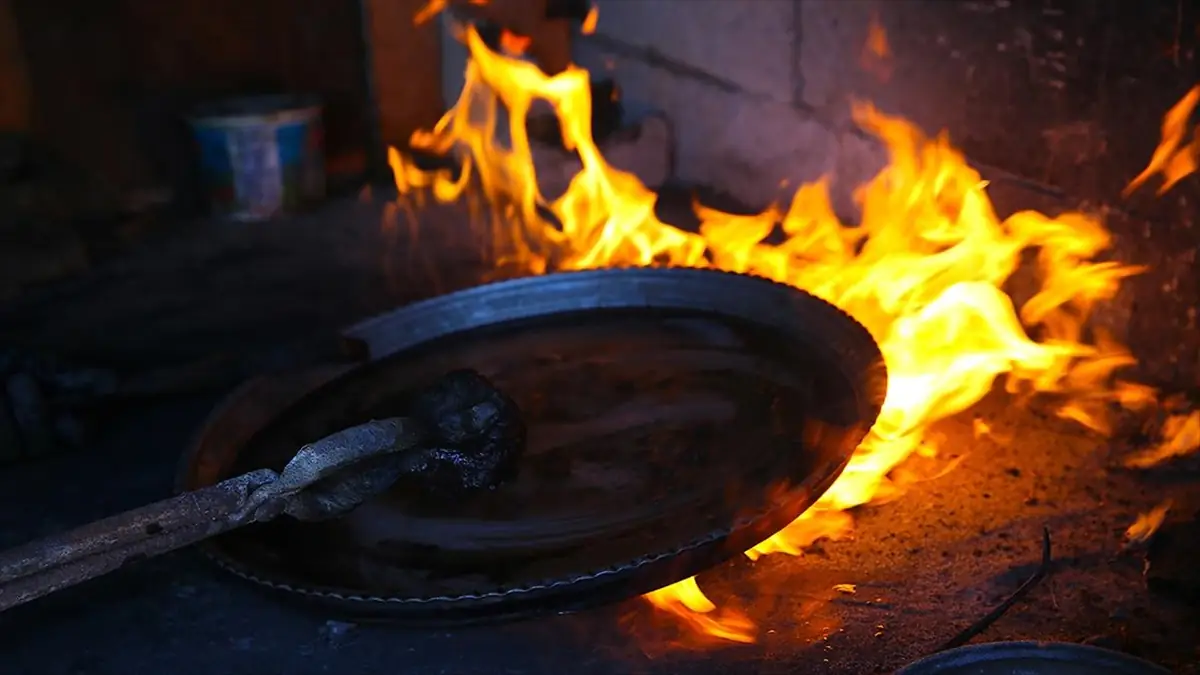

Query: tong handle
left=0, top=470, right=276, bottom=613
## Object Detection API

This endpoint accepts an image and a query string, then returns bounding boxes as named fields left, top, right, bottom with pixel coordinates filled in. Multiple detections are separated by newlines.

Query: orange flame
left=1124, top=499, right=1173, bottom=545
left=643, top=578, right=756, bottom=644
left=499, top=29, right=532, bottom=56
left=414, top=0, right=489, bottom=27
left=1124, top=85, right=1200, bottom=196
left=860, top=12, right=893, bottom=82
left=1124, top=410, right=1200, bottom=468
left=413, top=0, right=450, bottom=26
left=581, top=5, right=599, bottom=35
left=390, top=16, right=1154, bottom=642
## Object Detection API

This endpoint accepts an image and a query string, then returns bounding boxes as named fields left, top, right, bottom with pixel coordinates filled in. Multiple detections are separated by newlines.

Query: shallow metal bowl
left=897, top=642, right=1171, bottom=675
left=179, top=268, right=888, bottom=623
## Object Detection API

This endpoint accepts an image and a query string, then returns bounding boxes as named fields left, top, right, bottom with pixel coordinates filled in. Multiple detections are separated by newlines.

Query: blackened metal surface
left=178, top=269, right=886, bottom=623
left=401, top=368, right=526, bottom=494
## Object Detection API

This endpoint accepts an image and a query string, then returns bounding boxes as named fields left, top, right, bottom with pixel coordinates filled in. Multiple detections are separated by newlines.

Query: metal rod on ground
left=357, top=0, right=389, bottom=188
left=934, top=527, right=1054, bottom=652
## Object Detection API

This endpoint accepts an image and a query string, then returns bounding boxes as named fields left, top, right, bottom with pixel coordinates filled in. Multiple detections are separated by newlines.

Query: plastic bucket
left=189, top=95, right=325, bottom=222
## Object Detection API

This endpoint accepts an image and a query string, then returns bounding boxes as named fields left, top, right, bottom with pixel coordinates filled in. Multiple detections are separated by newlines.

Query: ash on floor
left=0, top=386, right=1197, bottom=674
left=0, top=194, right=1196, bottom=674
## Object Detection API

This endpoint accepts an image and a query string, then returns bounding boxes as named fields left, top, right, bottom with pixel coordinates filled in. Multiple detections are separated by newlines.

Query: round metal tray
left=897, top=642, right=1171, bottom=675
left=178, top=268, right=887, bottom=623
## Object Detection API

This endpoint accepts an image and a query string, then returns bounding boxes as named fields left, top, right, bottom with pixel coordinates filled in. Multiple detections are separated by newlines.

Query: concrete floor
left=0, top=377, right=1195, bottom=674
left=0, top=194, right=1196, bottom=674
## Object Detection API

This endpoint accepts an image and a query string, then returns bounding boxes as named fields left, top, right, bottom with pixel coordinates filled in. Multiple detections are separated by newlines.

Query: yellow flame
left=1124, top=410, right=1200, bottom=468
left=1124, top=499, right=1173, bottom=545
left=642, top=578, right=756, bottom=644
left=1124, top=85, right=1200, bottom=196
left=390, top=17, right=1155, bottom=642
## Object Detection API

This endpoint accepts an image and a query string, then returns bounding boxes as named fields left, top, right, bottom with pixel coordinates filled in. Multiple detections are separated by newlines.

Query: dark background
left=0, top=2, right=1196, bottom=673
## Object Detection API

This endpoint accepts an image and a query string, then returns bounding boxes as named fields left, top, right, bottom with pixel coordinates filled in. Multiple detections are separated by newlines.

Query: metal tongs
left=0, top=369, right=525, bottom=613
left=0, top=418, right=422, bottom=613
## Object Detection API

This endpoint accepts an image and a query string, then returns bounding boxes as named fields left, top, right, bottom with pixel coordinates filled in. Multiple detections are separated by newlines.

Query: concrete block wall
left=575, top=0, right=1196, bottom=209
left=439, top=0, right=1198, bottom=208
left=572, top=0, right=887, bottom=211
left=441, top=0, right=890, bottom=211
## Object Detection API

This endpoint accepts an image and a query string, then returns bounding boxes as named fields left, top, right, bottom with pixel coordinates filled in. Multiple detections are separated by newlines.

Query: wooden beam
left=0, top=0, right=30, bottom=131
left=470, top=0, right=572, bottom=75
left=363, top=0, right=446, bottom=150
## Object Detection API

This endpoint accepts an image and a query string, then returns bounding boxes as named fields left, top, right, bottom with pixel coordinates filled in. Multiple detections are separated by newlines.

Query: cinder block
left=576, top=36, right=858, bottom=210
left=589, top=0, right=795, bottom=105
left=795, top=0, right=874, bottom=115
left=533, top=114, right=673, bottom=200
left=438, top=0, right=885, bottom=212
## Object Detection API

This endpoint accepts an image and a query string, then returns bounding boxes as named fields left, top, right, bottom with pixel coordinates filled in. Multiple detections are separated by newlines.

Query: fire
left=1118, top=85, right=1200, bottom=468
left=581, top=5, right=599, bottom=35
left=498, top=29, right=531, bottom=57
left=413, top=0, right=488, bottom=27
left=860, top=12, right=893, bottom=82
left=395, top=4, right=1190, bottom=643
left=1124, top=499, right=1173, bottom=546
left=1123, top=84, right=1199, bottom=196
left=641, top=578, right=757, bottom=644
left=1123, top=408, right=1200, bottom=468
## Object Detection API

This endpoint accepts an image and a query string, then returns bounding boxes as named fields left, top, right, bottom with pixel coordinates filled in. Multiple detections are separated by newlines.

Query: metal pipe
left=0, top=470, right=276, bottom=613
left=356, top=0, right=389, bottom=188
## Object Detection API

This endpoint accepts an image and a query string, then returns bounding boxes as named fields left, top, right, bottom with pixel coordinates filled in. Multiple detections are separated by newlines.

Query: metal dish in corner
left=896, top=641, right=1171, bottom=675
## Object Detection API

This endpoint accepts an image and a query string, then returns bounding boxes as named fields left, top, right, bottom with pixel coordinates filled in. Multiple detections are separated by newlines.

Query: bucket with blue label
left=189, top=95, right=325, bottom=222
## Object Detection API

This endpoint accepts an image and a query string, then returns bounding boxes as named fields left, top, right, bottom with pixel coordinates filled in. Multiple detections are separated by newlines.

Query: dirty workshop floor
left=0, top=189, right=1197, bottom=675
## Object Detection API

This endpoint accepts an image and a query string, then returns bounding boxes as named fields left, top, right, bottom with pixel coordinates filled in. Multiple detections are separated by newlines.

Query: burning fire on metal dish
left=400, top=0, right=1200, bottom=644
